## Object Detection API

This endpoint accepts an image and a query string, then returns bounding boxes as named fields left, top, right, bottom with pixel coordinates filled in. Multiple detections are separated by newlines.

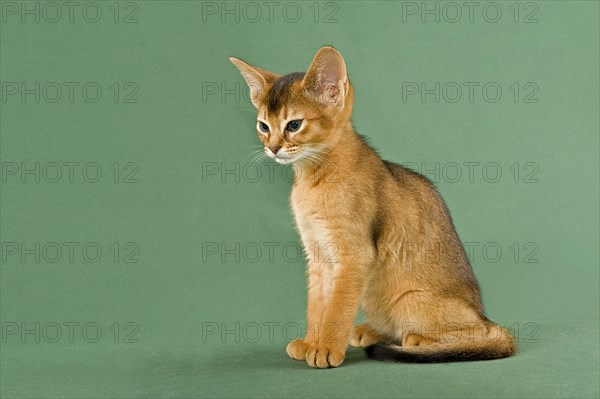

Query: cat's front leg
left=304, top=254, right=369, bottom=368
left=286, top=261, right=326, bottom=361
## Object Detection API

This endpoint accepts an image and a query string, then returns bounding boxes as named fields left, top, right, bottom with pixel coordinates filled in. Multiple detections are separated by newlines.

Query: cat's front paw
left=305, top=344, right=345, bottom=368
left=286, top=338, right=309, bottom=361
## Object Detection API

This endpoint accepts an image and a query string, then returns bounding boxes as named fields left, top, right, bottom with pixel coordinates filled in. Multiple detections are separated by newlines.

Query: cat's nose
left=269, top=144, right=282, bottom=154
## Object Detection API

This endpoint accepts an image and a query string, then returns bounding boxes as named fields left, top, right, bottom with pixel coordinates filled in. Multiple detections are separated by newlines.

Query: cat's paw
left=350, top=323, right=381, bottom=347
left=286, top=338, right=309, bottom=361
left=305, top=344, right=345, bottom=368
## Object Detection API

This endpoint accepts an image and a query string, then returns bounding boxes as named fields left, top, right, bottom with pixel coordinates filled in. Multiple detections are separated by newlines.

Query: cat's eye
left=286, top=120, right=303, bottom=133
left=257, top=121, right=270, bottom=133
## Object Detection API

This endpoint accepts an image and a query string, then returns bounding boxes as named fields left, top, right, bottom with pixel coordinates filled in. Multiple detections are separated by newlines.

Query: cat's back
left=382, top=160, right=435, bottom=190
left=379, top=159, right=460, bottom=242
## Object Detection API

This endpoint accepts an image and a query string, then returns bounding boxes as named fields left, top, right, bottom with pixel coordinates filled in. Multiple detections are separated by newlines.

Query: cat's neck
left=293, top=123, right=367, bottom=186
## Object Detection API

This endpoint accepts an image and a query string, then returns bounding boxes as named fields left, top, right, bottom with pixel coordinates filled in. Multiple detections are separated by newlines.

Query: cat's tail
left=365, top=323, right=516, bottom=363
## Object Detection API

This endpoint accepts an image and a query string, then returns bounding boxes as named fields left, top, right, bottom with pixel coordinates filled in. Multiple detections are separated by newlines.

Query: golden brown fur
left=230, top=46, right=516, bottom=368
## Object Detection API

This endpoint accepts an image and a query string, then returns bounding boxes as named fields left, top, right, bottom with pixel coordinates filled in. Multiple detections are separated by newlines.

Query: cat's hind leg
left=350, top=322, right=388, bottom=347
left=402, top=333, right=435, bottom=347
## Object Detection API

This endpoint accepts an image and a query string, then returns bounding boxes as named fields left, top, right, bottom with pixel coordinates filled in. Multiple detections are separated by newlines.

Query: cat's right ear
left=229, top=57, right=279, bottom=108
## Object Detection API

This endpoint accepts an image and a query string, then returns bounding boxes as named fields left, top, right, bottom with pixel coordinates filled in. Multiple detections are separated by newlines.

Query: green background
left=1, top=0, right=599, bottom=398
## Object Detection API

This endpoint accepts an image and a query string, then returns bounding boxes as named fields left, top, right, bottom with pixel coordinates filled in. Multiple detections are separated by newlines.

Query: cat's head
left=230, top=46, right=354, bottom=165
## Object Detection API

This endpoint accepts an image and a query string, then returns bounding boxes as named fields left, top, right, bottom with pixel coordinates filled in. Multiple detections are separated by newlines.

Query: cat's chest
left=290, top=188, right=332, bottom=251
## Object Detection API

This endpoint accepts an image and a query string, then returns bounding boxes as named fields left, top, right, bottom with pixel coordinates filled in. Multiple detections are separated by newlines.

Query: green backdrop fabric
left=1, top=1, right=598, bottom=398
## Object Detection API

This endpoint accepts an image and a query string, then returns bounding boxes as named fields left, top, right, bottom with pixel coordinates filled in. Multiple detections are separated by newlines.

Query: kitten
left=230, top=46, right=516, bottom=368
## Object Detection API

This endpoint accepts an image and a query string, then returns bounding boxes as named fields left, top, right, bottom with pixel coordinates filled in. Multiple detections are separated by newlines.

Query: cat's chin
left=274, top=156, right=295, bottom=165
left=265, top=152, right=296, bottom=165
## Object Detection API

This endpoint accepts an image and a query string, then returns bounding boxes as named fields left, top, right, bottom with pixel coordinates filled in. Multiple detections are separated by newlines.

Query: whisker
left=242, top=149, right=263, bottom=162
left=248, top=152, right=265, bottom=165
left=232, top=106, right=256, bottom=114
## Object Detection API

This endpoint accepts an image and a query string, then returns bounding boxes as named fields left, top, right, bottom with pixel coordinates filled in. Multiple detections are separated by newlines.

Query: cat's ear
left=229, top=57, right=279, bottom=108
left=302, top=46, right=348, bottom=107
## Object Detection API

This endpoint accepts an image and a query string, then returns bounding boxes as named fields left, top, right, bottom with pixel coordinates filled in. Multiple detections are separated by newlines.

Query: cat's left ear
left=229, top=57, right=279, bottom=108
left=302, top=46, right=348, bottom=107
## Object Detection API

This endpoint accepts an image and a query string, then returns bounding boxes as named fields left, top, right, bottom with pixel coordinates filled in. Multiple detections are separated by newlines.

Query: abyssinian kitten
left=230, top=46, right=516, bottom=368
